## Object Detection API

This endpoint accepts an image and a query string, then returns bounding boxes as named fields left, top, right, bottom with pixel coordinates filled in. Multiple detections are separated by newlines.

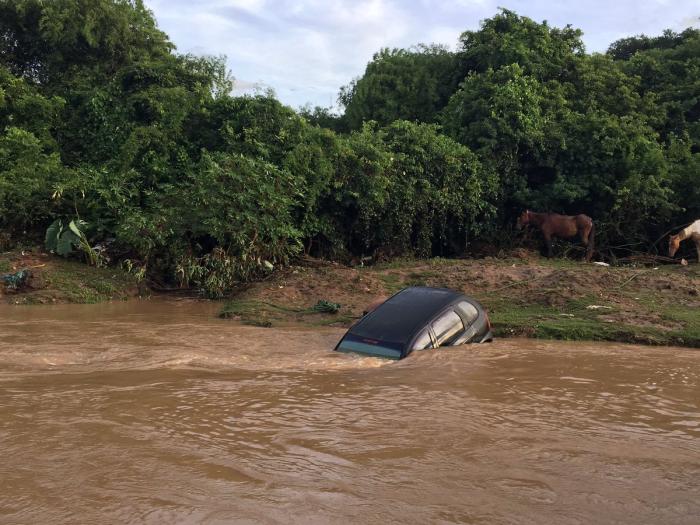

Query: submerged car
left=335, top=286, right=493, bottom=359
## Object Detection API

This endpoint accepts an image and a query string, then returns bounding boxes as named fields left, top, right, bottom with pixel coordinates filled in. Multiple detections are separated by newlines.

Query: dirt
left=240, top=262, right=386, bottom=314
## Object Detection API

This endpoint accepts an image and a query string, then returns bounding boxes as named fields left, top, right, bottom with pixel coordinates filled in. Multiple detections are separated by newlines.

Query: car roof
left=348, top=287, right=464, bottom=346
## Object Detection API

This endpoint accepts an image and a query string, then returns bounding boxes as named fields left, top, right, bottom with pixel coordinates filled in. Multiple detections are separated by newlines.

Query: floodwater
left=0, top=301, right=699, bottom=525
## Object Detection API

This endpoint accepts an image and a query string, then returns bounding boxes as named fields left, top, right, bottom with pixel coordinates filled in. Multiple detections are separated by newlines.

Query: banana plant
left=45, top=219, right=102, bottom=266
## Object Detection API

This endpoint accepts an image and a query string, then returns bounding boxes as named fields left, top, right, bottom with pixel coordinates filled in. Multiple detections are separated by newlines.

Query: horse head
left=668, top=234, right=681, bottom=257
left=516, top=210, right=530, bottom=230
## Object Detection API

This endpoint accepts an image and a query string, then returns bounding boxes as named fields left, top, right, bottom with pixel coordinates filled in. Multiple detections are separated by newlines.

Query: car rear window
left=350, top=288, right=458, bottom=345
left=350, top=304, right=428, bottom=344
left=337, top=334, right=403, bottom=359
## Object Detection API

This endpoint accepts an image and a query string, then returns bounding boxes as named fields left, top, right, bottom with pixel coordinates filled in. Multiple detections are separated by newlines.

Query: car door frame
left=428, top=302, right=466, bottom=348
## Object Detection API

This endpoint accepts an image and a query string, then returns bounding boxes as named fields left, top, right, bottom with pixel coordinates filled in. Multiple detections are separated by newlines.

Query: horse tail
left=586, top=222, right=595, bottom=262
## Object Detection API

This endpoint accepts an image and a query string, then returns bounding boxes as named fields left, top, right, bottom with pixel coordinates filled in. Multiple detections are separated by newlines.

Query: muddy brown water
left=0, top=300, right=698, bottom=525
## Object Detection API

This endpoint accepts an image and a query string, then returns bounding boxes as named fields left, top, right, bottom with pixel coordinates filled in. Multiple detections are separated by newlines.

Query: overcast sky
left=143, top=0, right=700, bottom=109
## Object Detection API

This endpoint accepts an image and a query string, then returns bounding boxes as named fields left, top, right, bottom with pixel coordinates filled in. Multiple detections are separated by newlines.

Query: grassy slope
left=0, top=249, right=140, bottom=304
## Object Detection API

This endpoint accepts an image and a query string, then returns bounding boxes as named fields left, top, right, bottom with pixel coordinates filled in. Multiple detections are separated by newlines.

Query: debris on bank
left=1, top=269, right=32, bottom=291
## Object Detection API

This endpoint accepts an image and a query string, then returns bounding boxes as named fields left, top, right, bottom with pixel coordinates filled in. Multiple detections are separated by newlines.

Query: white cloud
left=144, top=0, right=700, bottom=108
left=679, top=15, right=700, bottom=29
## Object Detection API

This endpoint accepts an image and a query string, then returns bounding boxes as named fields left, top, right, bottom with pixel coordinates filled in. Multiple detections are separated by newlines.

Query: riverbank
left=221, top=255, right=700, bottom=348
left=2, top=248, right=698, bottom=347
left=0, top=249, right=140, bottom=304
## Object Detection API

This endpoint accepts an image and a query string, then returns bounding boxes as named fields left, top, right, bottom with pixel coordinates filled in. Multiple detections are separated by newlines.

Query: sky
left=143, top=0, right=700, bottom=110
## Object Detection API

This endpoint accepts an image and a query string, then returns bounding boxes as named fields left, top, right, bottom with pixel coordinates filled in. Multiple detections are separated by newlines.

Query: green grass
left=45, top=260, right=138, bottom=303
left=1, top=251, right=140, bottom=304
left=485, top=294, right=699, bottom=347
left=377, top=272, right=404, bottom=294
left=376, top=269, right=440, bottom=294
left=658, top=306, right=700, bottom=346
left=219, top=299, right=355, bottom=328
left=219, top=299, right=299, bottom=318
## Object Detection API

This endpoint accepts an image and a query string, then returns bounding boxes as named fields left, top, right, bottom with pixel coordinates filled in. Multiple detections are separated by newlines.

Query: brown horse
left=517, top=210, right=595, bottom=262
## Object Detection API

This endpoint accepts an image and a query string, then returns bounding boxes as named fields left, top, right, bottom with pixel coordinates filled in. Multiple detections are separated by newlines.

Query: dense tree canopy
left=339, top=45, right=462, bottom=129
left=1, top=2, right=698, bottom=293
left=457, top=9, right=585, bottom=81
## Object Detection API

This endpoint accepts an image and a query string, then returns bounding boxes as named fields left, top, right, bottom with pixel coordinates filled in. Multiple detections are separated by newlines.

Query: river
left=0, top=300, right=698, bottom=524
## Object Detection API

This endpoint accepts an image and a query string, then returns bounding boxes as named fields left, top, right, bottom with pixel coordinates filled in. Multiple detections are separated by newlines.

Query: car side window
left=455, top=301, right=479, bottom=325
left=411, top=329, right=433, bottom=351
left=432, top=311, right=464, bottom=346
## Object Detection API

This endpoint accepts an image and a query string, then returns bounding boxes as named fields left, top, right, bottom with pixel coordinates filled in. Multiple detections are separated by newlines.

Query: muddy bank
left=2, top=249, right=698, bottom=347
left=222, top=256, right=700, bottom=347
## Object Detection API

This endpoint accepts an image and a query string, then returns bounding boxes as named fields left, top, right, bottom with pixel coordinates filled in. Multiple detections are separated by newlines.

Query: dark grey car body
left=334, top=286, right=493, bottom=359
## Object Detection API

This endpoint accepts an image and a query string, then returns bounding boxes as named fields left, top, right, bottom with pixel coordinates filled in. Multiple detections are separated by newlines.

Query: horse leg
left=695, top=239, right=700, bottom=263
left=578, top=228, right=590, bottom=262
left=543, top=232, right=553, bottom=258
left=582, top=223, right=594, bottom=262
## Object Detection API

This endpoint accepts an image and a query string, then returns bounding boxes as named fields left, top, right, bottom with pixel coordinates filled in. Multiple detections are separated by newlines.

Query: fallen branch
left=616, top=269, right=654, bottom=290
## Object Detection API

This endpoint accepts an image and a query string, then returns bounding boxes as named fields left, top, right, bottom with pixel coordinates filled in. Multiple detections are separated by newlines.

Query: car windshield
left=336, top=336, right=403, bottom=359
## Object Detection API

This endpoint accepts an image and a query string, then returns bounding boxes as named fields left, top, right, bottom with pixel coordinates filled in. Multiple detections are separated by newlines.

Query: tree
left=457, top=9, right=585, bottom=82
left=442, top=64, right=568, bottom=215
left=340, top=45, right=461, bottom=129
left=609, top=28, right=700, bottom=144
left=0, top=0, right=172, bottom=88
left=319, top=121, right=495, bottom=257
left=0, top=66, right=68, bottom=235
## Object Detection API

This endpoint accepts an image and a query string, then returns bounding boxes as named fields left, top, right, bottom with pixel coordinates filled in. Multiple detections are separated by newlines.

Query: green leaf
left=56, top=230, right=80, bottom=256
left=68, top=219, right=85, bottom=239
left=45, top=219, right=63, bottom=252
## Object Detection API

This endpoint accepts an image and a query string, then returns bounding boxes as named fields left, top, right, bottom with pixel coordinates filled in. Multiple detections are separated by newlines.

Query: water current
left=0, top=300, right=698, bottom=524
